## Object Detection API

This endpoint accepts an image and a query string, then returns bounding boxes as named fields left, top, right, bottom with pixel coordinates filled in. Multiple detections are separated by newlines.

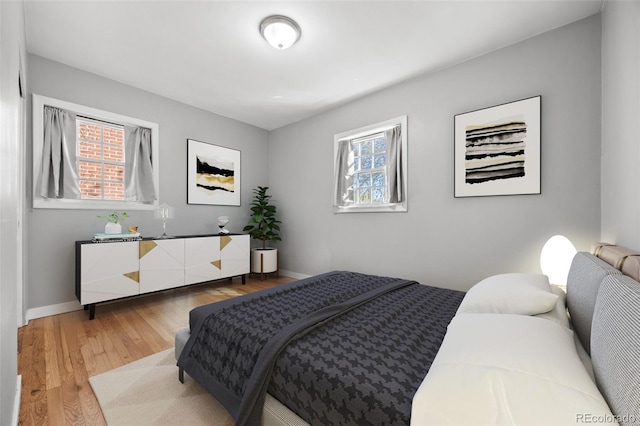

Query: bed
left=175, top=244, right=640, bottom=425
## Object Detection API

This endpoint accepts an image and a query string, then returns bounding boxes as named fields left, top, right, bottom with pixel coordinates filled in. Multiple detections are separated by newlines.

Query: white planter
left=105, top=221, right=122, bottom=234
left=251, top=248, right=278, bottom=274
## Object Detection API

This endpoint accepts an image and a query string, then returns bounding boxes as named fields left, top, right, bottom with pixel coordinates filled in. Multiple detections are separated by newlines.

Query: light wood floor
left=17, top=275, right=294, bottom=426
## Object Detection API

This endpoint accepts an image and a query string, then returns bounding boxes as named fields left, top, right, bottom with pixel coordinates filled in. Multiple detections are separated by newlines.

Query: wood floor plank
left=68, top=350, right=89, bottom=396
left=45, top=385, right=65, bottom=426
left=84, top=334, right=113, bottom=377
left=29, top=319, right=47, bottom=402
left=25, top=395, right=48, bottom=426
left=96, top=314, right=141, bottom=365
left=60, top=371, right=86, bottom=425
left=111, top=308, right=157, bottom=358
left=43, top=316, right=62, bottom=390
left=17, top=326, right=36, bottom=424
left=94, top=317, right=126, bottom=370
left=57, top=315, right=76, bottom=376
left=18, top=275, right=293, bottom=425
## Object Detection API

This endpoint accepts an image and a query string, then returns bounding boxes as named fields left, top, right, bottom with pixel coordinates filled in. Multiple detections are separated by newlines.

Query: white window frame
left=333, top=115, right=408, bottom=213
left=32, top=94, right=160, bottom=210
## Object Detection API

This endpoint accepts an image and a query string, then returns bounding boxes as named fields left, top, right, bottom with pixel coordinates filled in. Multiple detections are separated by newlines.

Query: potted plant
left=243, top=186, right=281, bottom=276
left=98, top=211, right=129, bottom=234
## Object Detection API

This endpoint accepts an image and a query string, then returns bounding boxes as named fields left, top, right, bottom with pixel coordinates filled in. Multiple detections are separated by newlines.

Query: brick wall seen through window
left=77, top=119, right=125, bottom=200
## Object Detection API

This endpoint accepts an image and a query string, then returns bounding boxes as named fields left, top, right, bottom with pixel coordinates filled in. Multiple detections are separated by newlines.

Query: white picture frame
left=454, top=96, right=541, bottom=197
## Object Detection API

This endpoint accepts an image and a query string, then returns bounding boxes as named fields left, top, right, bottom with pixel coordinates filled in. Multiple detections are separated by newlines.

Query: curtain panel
left=385, top=125, right=403, bottom=204
left=40, top=105, right=81, bottom=199
left=124, top=125, right=157, bottom=202
left=333, top=139, right=355, bottom=207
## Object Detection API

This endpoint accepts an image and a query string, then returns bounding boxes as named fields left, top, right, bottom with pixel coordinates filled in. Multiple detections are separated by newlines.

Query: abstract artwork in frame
left=454, top=95, right=541, bottom=197
left=187, top=139, right=240, bottom=206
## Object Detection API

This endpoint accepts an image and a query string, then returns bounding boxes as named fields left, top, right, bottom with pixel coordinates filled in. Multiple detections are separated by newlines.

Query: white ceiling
left=23, top=0, right=604, bottom=131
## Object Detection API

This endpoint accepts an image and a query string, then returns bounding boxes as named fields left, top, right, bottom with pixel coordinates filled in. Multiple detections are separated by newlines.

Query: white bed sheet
left=411, top=313, right=615, bottom=425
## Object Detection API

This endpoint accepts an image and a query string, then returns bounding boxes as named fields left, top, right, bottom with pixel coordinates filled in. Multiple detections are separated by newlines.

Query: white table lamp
left=154, top=203, right=174, bottom=238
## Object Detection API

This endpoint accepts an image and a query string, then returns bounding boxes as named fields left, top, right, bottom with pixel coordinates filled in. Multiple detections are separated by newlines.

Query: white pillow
left=411, top=314, right=616, bottom=425
left=457, top=273, right=558, bottom=315
left=533, top=284, right=570, bottom=328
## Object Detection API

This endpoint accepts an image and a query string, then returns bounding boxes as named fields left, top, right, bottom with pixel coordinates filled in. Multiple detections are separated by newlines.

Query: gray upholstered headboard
left=566, top=252, right=620, bottom=354
left=567, top=246, right=640, bottom=425
left=591, top=274, right=640, bottom=425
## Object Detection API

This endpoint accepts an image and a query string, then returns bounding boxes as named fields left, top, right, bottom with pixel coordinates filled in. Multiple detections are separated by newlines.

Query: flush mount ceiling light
left=260, top=15, right=301, bottom=50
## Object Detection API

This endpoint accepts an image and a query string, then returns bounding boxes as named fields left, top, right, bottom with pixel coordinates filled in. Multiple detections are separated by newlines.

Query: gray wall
left=1, top=1, right=26, bottom=423
left=269, top=15, right=603, bottom=291
left=26, top=55, right=270, bottom=311
left=601, top=0, right=640, bottom=249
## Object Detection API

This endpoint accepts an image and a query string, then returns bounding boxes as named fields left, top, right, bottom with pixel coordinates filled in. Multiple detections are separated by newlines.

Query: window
left=333, top=116, right=408, bottom=213
left=77, top=118, right=125, bottom=200
left=352, top=133, right=387, bottom=205
left=32, top=94, right=159, bottom=210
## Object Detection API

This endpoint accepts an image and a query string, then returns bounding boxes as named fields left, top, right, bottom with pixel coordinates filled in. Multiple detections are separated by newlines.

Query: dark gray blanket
left=177, top=271, right=464, bottom=425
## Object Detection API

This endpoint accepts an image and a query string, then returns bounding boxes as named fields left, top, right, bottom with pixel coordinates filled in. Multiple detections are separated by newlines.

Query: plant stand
left=251, top=248, right=279, bottom=281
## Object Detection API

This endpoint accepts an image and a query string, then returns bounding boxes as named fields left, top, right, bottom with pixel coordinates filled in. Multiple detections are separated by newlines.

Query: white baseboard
left=12, top=375, right=21, bottom=426
left=25, top=300, right=83, bottom=322
left=279, top=269, right=311, bottom=280
left=25, top=272, right=309, bottom=322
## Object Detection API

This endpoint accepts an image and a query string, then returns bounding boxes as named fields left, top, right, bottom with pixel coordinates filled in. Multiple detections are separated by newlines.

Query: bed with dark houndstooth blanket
left=177, top=271, right=464, bottom=425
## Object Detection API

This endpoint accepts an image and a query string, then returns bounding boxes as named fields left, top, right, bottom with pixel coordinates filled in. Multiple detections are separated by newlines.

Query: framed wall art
left=187, top=139, right=240, bottom=206
left=454, top=95, right=541, bottom=197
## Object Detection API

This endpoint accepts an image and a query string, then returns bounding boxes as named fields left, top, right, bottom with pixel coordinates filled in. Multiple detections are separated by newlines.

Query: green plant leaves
left=98, top=211, right=129, bottom=223
left=243, top=186, right=281, bottom=249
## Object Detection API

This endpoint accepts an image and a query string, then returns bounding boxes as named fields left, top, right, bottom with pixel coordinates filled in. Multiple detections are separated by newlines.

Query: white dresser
left=76, top=234, right=249, bottom=319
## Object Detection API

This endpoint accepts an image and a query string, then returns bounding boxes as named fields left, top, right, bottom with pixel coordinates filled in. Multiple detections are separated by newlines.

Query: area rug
left=89, top=349, right=233, bottom=425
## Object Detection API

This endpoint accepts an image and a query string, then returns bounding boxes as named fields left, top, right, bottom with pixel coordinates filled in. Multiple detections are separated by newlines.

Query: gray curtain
left=40, top=105, right=80, bottom=199
left=333, top=139, right=354, bottom=207
left=124, top=125, right=157, bottom=202
left=385, top=125, right=403, bottom=203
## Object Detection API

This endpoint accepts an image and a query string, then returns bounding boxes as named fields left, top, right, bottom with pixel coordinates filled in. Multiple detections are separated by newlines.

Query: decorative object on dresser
left=243, top=186, right=281, bottom=279
left=454, top=95, right=541, bottom=198
left=187, top=139, right=241, bottom=206
left=76, top=233, right=250, bottom=319
left=217, top=216, right=230, bottom=234
left=98, top=211, right=129, bottom=234
left=154, top=203, right=174, bottom=238
left=92, top=232, right=141, bottom=243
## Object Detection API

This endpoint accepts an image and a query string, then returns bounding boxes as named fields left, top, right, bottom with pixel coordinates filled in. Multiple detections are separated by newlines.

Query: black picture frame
left=187, top=139, right=241, bottom=206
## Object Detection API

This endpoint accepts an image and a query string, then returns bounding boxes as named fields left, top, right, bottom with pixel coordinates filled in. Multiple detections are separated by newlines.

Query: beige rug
left=89, top=349, right=233, bottom=425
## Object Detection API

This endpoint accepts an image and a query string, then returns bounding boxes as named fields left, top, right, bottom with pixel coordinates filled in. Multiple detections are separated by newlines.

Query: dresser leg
left=89, top=304, right=96, bottom=320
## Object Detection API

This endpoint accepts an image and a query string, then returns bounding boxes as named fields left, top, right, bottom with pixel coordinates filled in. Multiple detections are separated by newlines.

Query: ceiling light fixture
left=260, top=15, right=301, bottom=50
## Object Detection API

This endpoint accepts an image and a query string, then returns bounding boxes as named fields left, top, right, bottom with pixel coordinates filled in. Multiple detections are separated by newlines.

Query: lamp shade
left=154, top=203, right=174, bottom=220
left=260, top=15, right=301, bottom=50
left=540, top=235, right=577, bottom=286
